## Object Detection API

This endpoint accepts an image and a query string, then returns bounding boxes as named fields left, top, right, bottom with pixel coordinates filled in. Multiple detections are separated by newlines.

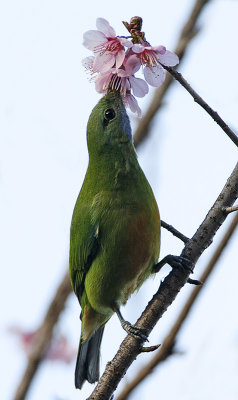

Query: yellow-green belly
left=85, top=201, right=160, bottom=314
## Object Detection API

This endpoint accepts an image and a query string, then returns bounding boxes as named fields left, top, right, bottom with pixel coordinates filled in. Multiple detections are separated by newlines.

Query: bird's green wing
left=69, top=204, right=100, bottom=303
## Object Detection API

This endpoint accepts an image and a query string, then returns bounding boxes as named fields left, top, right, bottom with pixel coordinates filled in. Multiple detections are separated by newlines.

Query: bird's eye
left=104, top=108, right=115, bottom=121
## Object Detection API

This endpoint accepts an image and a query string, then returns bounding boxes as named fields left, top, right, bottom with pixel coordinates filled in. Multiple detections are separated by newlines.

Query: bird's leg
left=153, top=254, right=202, bottom=285
left=113, top=305, right=148, bottom=341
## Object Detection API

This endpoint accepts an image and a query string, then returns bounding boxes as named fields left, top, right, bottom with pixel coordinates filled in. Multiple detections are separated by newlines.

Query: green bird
left=69, top=90, right=191, bottom=389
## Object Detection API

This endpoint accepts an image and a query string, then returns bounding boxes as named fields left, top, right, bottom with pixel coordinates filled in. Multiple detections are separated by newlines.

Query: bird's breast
left=85, top=190, right=160, bottom=313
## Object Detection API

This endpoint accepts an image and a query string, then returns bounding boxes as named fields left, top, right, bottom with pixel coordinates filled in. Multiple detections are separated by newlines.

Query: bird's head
left=87, top=91, right=132, bottom=157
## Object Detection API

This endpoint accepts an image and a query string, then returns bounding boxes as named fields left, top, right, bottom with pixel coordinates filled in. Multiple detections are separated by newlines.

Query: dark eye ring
left=104, top=108, right=116, bottom=121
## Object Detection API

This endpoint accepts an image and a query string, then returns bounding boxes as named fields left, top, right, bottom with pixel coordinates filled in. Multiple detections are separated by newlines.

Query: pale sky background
left=1, top=0, right=238, bottom=399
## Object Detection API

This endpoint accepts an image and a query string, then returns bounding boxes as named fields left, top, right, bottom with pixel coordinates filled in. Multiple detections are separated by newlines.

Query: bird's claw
left=121, top=320, right=148, bottom=341
left=153, top=254, right=194, bottom=274
left=169, top=255, right=194, bottom=273
left=187, top=277, right=203, bottom=285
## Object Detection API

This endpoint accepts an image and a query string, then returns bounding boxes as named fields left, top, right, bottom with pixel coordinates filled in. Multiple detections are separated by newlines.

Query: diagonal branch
left=163, top=66, right=238, bottom=147
left=116, top=212, right=238, bottom=400
left=88, top=162, right=238, bottom=400
left=133, top=0, right=211, bottom=147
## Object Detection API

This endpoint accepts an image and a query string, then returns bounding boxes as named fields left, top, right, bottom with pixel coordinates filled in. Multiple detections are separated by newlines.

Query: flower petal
left=124, top=54, right=141, bottom=76
left=116, top=68, right=127, bottom=78
left=94, top=71, right=112, bottom=93
left=144, top=64, right=166, bottom=87
left=115, top=49, right=125, bottom=69
left=118, top=37, right=133, bottom=48
left=129, top=76, right=149, bottom=98
left=83, top=30, right=106, bottom=50
left=131, top=44, right=145, bottom=53
left=158, top=50, right=179, bottom=67
left=147, top=45, right=166, bottom=54
left=96, top=17, right=116, bottom=38
left=124, top=94, right=142, bottom=117
left=93, top=52, right=115, bottom=73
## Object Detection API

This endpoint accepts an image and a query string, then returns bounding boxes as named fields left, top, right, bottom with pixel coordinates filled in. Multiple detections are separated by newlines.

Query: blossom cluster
left=82, top=18, right=179, bottom=117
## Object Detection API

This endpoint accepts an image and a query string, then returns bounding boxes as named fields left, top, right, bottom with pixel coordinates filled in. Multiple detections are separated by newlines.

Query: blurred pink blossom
left=9, top=325, right=76, bottom=364
left=46, top=335, right=76, bottom=364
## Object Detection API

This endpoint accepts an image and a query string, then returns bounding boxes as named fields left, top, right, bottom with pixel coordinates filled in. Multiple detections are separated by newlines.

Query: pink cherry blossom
left=93, top=54, right=148, bottom=116
left=95, top=56, right=149, bottom=99
left=83, top=18, right=132, bottom=74
left=131, top=43, right=179, bottom=87
left=94, top=68, right=142, bottom=116
left=82, top=18, right=180, bottom=115
left=8, top=325, right=35, bottom=355
left=94, top=69, right=129, bottom=95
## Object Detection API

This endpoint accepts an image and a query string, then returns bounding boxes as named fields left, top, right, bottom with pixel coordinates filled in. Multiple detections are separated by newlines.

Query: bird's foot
left=153, top=254, right=194, bottom=273
left=153, top=255, right=202, bottom=285
left=113, top=304, right=148, bottom=341
left=121, top=320, right=148, bottom=341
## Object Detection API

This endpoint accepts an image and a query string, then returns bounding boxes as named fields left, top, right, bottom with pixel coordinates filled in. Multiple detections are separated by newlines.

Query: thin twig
left=116, top=212, right=238, bottom=400
left=133, top=0, right=211, bottom=147
left=163, top=66, right=238, bottom=147
left=161, top=220, right=189, bottom=243
left=87, top=162, right=238, bottom=400
left=12, top=272, right=72, bottom=400
left=223, top=205, right=238, bottom=214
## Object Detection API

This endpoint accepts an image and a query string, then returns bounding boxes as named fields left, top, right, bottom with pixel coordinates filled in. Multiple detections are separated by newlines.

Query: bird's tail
left=75, top=326, right=105, bottom=389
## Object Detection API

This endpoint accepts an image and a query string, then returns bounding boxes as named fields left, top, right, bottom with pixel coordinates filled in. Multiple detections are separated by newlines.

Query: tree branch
left=133, top=0, right=211, bottom=147
left=161, top=220, right=189, bottom=243
left=88, top=162, right=238, bottom=400
left=12, top=271, right=72, bottom=400
left=116, top=212, right=238, bottom=400
left=163, top=66, right=238, bottom=147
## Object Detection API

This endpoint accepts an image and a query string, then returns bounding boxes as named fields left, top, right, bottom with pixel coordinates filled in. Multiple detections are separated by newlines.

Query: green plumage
left=69, top=91, right=160, bottom=389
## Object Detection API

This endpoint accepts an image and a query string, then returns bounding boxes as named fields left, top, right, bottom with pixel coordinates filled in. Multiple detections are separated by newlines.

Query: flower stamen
left=94, top=38, right=123, bottom=56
